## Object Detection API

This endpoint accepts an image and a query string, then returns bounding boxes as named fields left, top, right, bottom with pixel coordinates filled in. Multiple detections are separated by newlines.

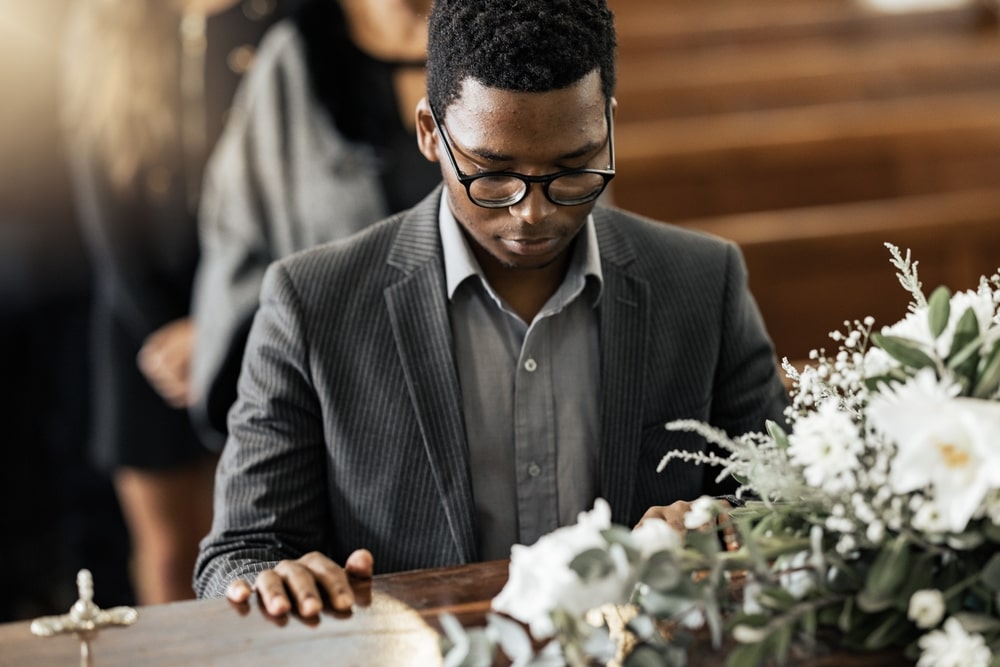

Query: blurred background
left=1, top=0, right=999, bottom=621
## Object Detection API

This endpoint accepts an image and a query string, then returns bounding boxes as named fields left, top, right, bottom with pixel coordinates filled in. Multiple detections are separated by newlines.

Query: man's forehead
left=445, top=72, right=607, bottom=128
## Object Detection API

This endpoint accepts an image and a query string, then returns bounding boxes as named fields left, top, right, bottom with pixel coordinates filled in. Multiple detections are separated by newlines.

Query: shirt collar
left=439, top=195, right=604, bottom=304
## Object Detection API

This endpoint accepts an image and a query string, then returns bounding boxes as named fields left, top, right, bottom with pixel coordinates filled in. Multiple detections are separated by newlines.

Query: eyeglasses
left=430, top=103, right=615, bottom=209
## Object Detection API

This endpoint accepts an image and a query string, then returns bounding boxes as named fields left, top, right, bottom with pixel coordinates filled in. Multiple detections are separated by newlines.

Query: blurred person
left=189, top=0, right=440, bottom=449
left=60, top=0, right=289, bottom=604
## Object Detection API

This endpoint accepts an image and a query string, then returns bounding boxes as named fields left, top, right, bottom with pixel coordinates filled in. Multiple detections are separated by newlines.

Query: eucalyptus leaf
left=952, top=611, right=1000, bottom=634
left=641, top=551, right=682, bottom=592
left=927, top=285, right=951, bottom=338
left=973, top=343, right=1000, bottom=398
left=766, top=419, right=789, bottom=448
left=771, top=624, right=794, bottom=667
left=871, top=333, right=936, bottom=370
left=863, top=537, right=911, bottom=602
left=624, top=645, right=675, bottom=667
left=981, top=553, right=1000, bottom=592
left=946, top=308, right=982, bottom=384
left=756, top=586, right=799, bottom=612
left=569, top=547, right=614, bottom=583
left=602, top=525, right=640, bottom=562
left=983, top=520, right=1000, bottom=544
left=725, top=639, right=770, bottom=667
left=838, top=597, right=854, bottom=633
left=862, top=610, right=910, bottom=651
left=485, top=613, right=532, bottom=665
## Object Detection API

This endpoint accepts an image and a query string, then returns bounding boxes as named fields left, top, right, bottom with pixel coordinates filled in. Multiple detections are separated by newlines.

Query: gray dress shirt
left=439, top=198, right=603, bottom=559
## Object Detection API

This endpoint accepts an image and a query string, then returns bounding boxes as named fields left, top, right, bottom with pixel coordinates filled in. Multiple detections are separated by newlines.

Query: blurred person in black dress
left=60, top=0, right=292, bottom=603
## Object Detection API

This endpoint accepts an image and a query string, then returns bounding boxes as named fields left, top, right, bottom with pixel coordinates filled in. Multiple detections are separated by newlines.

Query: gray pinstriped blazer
left=194, top=187, right=788, bottom=597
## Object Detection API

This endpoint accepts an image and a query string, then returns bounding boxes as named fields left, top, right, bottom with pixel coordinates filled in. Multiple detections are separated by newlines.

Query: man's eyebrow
left=462, top=137, right=606, bottom=163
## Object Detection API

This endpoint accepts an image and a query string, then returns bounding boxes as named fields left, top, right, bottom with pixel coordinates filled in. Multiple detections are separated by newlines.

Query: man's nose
left=508, top=183, right=557, bottom=225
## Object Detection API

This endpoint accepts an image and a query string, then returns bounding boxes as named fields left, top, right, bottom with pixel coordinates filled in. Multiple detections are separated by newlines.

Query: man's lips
left=500, top=236, right=559, bottom=256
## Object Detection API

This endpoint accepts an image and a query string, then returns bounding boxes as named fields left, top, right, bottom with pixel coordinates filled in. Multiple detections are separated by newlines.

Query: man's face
left=416, top=70, right=613, bottom=273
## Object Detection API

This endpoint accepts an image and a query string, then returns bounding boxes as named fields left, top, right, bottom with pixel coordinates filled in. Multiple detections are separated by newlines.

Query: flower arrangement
left=441, top=244, right=1000, bottom=667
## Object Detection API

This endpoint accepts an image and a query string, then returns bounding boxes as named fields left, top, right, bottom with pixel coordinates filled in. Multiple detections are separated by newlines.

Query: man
left=194, top=0, right=788, bottom=618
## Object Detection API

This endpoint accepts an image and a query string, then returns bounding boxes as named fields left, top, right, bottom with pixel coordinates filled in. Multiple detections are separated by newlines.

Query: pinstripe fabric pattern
left=195, top=187, right=788, bottom=597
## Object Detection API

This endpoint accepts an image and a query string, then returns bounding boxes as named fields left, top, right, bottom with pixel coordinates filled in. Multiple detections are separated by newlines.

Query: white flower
left=786, top=400, right=864, bottom=493
left=917, top=617, right=992, bottom=667
left=742, top=577, right=763, bottom=615
left=908, top=589, right=945, bottom=629
left=775, top=551, right=815, bottom=599
left=632, top=517, right=681, bottom=557
left=867, top=370, right=1000, bottom=532
left=913, top=502, right=950, bottom=534
left=876, top=288, right=997, bottom=363
left=683, top=496, right=718, bottom=530
left=492, top=499, right=633, bottom=639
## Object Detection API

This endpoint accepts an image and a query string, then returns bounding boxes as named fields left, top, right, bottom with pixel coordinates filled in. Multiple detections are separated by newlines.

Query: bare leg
left=113, top=455, right=217, bottom=604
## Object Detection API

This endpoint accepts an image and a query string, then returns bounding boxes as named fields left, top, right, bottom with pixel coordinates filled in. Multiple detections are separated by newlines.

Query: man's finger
left=254, top=569, right=293, bottom=616
left=226, top=578, right=253, bottom=604
left=300, top=552, right=355, bottom=612
left=345, top=549, right=374, bottom=578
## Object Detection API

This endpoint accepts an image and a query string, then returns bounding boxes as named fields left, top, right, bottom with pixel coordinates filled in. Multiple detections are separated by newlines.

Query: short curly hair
left=427, top=0, right=617, bottom=119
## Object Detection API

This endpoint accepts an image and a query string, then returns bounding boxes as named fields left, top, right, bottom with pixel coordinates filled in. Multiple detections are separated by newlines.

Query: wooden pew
left=677, top=188, right=1000, bottom=362
left=612, top=91, right=1000, bottom=220
left=615, top=32, right=1000, bottom=122
left=610, top=0, right=995, bottom=56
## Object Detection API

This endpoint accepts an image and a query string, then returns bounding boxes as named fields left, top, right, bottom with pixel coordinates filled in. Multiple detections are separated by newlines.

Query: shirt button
left=524, top=358, right=538, bottom=372
left=527, top=463, right=542, bottom=477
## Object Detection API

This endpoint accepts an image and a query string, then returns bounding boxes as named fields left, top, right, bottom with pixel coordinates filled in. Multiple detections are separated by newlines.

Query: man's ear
left=414, top=97, right=440, bottom=163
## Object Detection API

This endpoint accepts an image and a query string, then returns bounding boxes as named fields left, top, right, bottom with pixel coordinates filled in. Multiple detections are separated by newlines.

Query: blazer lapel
left=383, top=189, right=478, bottom=562
left=594, top=209, right=650, bottom=525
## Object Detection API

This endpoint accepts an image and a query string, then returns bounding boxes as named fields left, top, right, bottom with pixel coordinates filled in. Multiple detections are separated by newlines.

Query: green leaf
left=946, top=308, right=982, bottom=382
left=766, top=420, right=789, bottom=449
left=983, top=520, right=1000, bottom=544
left=569, top=547, right=614, bottom=583
left=973, top=343, right=1000, bottom=398
left=872, top=333, right=936, bottom=370
left=641, top=551, right=682, bottom=592
left=980, top=553, right=1000, bottom=592
left=725, top=640, right=770, bottom=667
left=838, top=597, right=854, bottom=633
left=623, top=645, right=673, bottom=667
left=951, top=611, right=1000, bottom=635
left=927, top=286, right=951, bottom=338
left=756, top=586, right=799, bottom=613
left=602, top=525, right=640, bottom=562
left=862, top=610, right=910, bottom=651
left=863, top=537, right=911, bottom=602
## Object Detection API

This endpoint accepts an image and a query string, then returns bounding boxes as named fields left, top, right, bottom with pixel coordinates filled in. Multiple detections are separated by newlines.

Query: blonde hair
left=62, top=0, right=181, bottom=191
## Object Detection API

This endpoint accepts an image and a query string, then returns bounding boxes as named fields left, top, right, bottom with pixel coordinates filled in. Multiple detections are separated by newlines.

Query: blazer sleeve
left=194, top=261, right=330, bottom=598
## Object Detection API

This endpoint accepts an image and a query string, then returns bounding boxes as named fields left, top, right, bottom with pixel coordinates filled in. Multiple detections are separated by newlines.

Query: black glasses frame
left=429, top=103, right=616, bottom=209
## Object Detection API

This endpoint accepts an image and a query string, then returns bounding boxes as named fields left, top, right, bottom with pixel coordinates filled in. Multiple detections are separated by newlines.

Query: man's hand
left=226, top=549, right=374, bottom=618
left=635, top=501, right=693, bottom=534
left=636, top=499, right=738, bottom=549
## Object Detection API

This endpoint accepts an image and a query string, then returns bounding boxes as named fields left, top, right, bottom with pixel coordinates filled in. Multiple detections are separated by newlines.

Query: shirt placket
left=513, top=319, right=559, bottom=546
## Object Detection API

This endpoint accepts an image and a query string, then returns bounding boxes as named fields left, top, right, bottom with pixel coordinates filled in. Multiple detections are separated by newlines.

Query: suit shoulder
left=270, top=213, right=403, bottom=286
left=595, top=206, right=738, bottom=267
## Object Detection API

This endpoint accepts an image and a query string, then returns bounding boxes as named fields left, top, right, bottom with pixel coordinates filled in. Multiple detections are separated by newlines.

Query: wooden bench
left=612, top=91, right=1000, bottom=220
left=676, top=188, right=1000, bottom=361
left=610, top=0, right=995, bottom=56
left=615, top=32, right=1000, bottom=121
